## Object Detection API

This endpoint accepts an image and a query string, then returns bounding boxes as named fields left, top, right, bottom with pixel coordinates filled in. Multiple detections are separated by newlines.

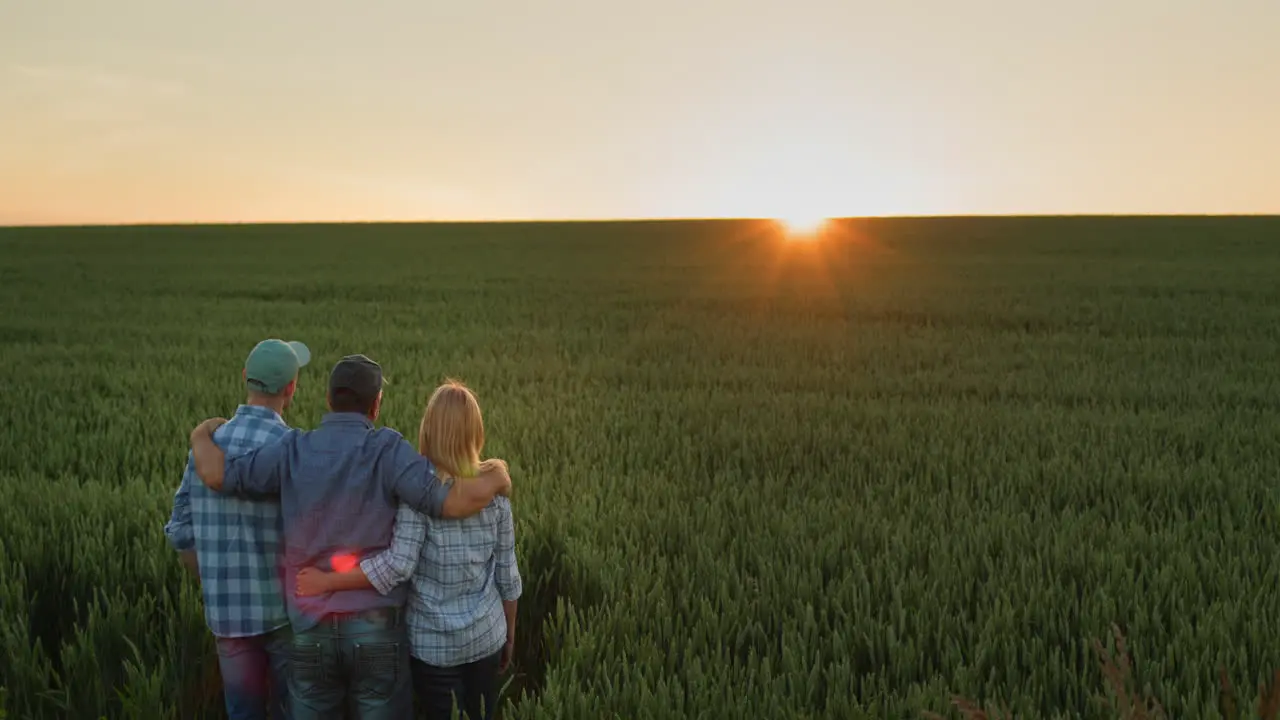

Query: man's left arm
left=163, top=452, right=200, bottom=576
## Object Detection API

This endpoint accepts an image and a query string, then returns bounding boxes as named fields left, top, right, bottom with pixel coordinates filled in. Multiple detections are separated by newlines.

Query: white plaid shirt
left=360, top=495, right=521, bottom=667
left=164, top=405, right=291, bottom=638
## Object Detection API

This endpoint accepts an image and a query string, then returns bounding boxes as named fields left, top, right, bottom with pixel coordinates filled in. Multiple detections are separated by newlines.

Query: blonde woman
left=295, top=380, right=521, bottom=720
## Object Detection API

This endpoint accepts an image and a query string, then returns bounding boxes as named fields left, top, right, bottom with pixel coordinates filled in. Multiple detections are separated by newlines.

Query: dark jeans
left=287, top=607, right=412, bottom=720
left=215, top=624, right=293, bottom=720
left=411, top=650, right=503, bottom=720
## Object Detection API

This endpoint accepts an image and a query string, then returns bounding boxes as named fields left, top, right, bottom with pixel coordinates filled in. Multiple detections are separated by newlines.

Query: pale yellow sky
left=2, top=0, right=1277, bottom=224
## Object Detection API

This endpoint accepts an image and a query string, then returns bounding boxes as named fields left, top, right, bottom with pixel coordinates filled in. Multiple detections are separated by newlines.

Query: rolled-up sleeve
left=360, top=505, right=429, bottom=595
left=494, top=497, right=522, bottom=601
left=163, top=453, right=197, bottom=552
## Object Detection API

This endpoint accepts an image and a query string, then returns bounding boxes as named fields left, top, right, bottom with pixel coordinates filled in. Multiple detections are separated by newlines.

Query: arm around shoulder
left=191, top=418, right=290, bottom=498
left=440, top=460, right=511, bottom=519
left=190, top=419, right=228, bottom=490
left=389, top=436, right=511, bottom=519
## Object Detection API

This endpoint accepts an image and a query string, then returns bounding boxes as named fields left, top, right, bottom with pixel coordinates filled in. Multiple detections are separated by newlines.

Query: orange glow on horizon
left=777, top=214, right=830, bottom=240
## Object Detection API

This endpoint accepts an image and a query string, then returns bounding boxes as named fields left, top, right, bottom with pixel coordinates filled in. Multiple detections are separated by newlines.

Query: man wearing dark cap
left=187, top=353, right=512, bottom=720
left=164, top=338, right=311, bottom=720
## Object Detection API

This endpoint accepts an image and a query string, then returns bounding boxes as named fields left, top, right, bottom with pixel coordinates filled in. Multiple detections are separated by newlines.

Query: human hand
left=479, top=458, right=508, bottom=474
left=480, top=459, right=511, bottom=497
left=296, top=567, right=331, bottom=597
left=190, top=417, right=227, bottom=444
left=499, top=638, right=514, bottom=673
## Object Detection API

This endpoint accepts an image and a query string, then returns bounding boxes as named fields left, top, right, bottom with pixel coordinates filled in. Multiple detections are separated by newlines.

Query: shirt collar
left=321, top=412, right=375, bottom=429
left=234, top=404, right=286, bottom=424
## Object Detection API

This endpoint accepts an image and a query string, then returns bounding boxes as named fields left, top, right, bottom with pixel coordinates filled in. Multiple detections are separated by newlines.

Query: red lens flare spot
left=331, top=552, right=358, bottom=573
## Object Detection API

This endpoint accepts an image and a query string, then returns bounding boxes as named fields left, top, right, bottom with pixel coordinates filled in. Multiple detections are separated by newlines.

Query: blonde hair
left=418, top=379, right=484, bottom=480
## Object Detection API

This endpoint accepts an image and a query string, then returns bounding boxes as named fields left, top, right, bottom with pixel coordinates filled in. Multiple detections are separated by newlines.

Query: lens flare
left=331, top=552, right=358, bottom=573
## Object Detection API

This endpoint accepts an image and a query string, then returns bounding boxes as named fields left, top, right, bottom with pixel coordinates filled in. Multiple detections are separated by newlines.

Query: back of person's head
left=327, top=354, right=384, bottom=419
left=419, top=379, right=484, bottom=480
left=244, top=339, right=311, bottom=409
left=328, top=387, right=378, bottom=416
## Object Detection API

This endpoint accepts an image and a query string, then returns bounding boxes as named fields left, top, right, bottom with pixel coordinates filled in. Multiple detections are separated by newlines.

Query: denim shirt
left=220, top=412, right=452, bottom=632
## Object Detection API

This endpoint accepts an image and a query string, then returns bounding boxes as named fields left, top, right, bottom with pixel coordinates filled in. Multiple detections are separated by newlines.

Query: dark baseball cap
left=328, top=354, right=384, bottom=405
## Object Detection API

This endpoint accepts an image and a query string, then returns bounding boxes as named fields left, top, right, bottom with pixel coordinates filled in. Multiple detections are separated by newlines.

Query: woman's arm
left=296, top=505, right=429, bottom=597
left=296, top=565, right=375, bottom=594
left=494, top=496, right=522, bottom=671
left=499, top=599, right=517, bottom=673
left=493, top=497, right=521, bottom=599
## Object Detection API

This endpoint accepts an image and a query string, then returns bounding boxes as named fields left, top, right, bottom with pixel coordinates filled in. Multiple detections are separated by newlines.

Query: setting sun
left=778, top=214, right=830, bottom=238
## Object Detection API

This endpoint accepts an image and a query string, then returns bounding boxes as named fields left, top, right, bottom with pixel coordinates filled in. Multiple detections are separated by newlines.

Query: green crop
left=1, top=217, right=1278, bottom=719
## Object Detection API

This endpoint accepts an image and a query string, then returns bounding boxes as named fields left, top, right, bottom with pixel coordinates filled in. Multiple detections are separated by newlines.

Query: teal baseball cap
left=244, top=339, right=311, bottom=394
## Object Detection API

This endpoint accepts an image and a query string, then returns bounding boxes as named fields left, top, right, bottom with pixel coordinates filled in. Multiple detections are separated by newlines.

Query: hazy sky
left=2, top=0, right=1277, bottom=224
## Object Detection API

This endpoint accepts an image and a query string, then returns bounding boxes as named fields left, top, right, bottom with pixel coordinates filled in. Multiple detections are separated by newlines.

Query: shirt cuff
left=359, top=556, right=399, bottom=596
left=498, top=574, right=523, bottom=602
left=164, top=525, right=195, bottom=552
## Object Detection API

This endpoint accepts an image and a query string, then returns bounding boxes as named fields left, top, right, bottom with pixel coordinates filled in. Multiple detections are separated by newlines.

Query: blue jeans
left=287, top=607, right=411, bottom=720
left=215, top=624, right=293, bottom=720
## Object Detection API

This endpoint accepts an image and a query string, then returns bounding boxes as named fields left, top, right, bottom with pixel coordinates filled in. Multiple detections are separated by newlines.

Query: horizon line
left=3, top=212, right=1280, bottom=230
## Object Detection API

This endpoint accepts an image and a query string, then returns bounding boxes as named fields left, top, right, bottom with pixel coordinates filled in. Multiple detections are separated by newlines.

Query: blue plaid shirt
left=361, top=496, right=521, bottom=667
left=164, top=405, right=291, bottom=638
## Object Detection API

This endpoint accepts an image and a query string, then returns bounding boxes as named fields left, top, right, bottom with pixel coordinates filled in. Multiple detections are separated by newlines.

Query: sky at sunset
left=2, top=0, right=1277, bottom=225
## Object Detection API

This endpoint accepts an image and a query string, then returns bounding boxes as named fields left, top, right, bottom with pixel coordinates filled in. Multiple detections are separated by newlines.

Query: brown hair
left=418, top=379, right=484, bottom=480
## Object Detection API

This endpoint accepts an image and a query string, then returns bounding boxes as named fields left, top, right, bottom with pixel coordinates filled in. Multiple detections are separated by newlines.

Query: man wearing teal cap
left=165, top=338, right=311, bottom=720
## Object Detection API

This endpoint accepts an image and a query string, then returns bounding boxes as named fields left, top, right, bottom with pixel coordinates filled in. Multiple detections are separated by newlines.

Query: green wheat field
left=2, top=217, right=1278, bottom=719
